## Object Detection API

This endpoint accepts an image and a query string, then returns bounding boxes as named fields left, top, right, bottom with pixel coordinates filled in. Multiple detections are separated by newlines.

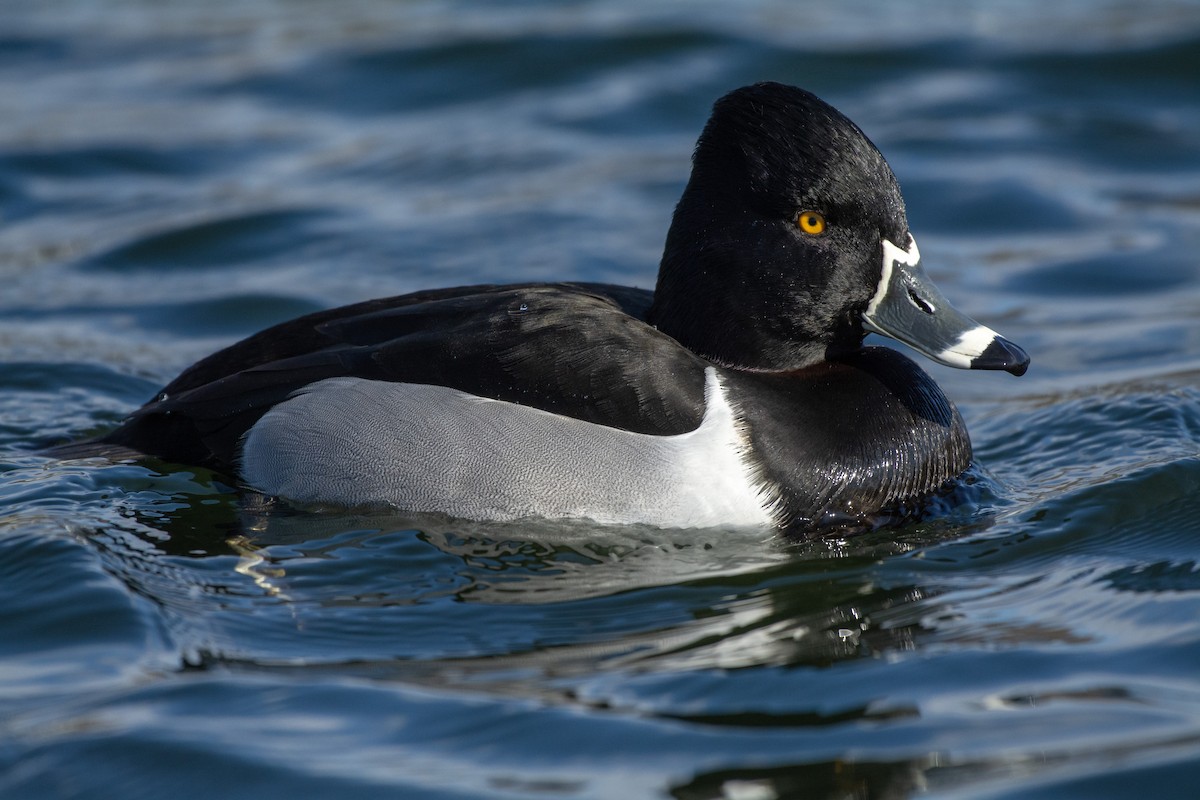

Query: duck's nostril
left=906, top=286, right=935, bottom=314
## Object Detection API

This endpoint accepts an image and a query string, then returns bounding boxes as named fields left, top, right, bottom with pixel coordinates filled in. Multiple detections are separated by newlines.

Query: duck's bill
left=862, top=236, right=1030, bottom=377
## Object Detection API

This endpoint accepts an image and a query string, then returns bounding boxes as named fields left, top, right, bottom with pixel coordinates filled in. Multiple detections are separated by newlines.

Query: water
left=3, top=1, right=1200, bottom=797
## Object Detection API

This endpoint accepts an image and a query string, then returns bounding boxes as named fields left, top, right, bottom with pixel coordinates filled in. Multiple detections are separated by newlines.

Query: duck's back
left=101, top=283, right=709, bottom=470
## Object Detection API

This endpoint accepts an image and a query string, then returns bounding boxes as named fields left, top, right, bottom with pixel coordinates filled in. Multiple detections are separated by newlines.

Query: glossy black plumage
left=650, top=82, right=906, bottom=370
left=722, top=349, right=970, bottom=527
left=75, top=81, right=1029, bottom=532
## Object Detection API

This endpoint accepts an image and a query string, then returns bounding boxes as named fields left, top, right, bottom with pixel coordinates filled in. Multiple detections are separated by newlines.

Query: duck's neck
left=647, top=245, right=859, bottom=371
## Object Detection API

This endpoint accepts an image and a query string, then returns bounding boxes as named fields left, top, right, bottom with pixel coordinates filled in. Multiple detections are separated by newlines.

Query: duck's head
left=650, top=82, right=1029, bottom=377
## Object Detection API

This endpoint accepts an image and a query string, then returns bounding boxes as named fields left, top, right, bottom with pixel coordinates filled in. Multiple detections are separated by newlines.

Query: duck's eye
left=796, top=210, right=826, bottom=235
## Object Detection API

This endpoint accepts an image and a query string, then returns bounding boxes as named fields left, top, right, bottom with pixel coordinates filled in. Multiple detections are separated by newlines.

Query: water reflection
left=34, top=454, right=1121, bottom=694
left=239, top=505, right=789, bottom=602
left=73, top=478, right=978, bottom=687
left=671, top=758, right=930, bottom=800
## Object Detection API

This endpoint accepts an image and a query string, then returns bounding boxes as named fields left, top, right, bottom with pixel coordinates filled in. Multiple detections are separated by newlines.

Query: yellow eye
left=797, top=210, right=826, bottom=235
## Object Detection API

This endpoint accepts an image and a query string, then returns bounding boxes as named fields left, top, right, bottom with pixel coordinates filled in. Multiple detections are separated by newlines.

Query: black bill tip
left=973, top=336, right=1031, bottom=377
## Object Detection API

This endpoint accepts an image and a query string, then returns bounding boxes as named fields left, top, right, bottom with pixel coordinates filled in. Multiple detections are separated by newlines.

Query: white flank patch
left=239, top=368, right=777, bottom=529
left=865, top=234, right=921, bottom=319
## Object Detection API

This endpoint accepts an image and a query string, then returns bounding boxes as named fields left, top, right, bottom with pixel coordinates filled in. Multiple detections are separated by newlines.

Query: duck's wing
left=155, top=282, right=654, bottom=395
left=102, top=284, right=708, bottom=471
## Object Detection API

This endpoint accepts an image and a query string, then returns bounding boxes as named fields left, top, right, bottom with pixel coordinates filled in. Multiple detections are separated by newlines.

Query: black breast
left=722, top=347, right=972, bottom=531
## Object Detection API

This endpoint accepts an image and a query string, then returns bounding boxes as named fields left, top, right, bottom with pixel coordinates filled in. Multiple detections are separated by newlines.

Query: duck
left=80, top=82, right=1029, bottom=533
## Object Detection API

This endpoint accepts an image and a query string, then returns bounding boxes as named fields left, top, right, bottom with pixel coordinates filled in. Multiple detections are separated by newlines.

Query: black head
left=649, top=82, right=1029, bottom=376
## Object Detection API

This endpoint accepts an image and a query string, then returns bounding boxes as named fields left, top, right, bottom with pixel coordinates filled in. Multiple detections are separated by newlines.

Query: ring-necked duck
left=78, top=82, right=1029, bottom=532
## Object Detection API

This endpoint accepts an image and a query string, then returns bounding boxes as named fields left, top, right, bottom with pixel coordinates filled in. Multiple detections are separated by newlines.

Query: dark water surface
left=3, top=2, right=1200, bottom=798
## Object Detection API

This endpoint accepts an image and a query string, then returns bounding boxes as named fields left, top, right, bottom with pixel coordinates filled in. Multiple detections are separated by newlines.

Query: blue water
left=3, top=2, right=1200, bottom=797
